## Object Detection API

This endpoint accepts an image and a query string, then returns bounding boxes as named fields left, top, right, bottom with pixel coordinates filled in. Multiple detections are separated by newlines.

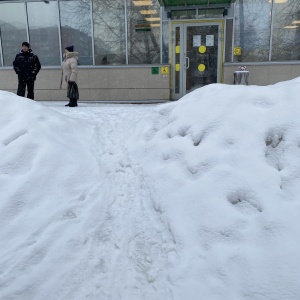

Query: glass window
left=171, top=10, right=197, bottom=20
left=27, top=1, right=61, bottom=66
left=271, top=0, right=300, bottom=61
left=0, top=3, right=27, bottom=66
left=59, top=0, right=93, bottom=65
left=225, top=19, right=233, bottom=62
left=204, top=9, right=224, bottom=18
left=162, top=21, right=170, bottom=64
left=234, top=0, right=272, bottom=62
left=93, top=0, right=126, bottom=65
left=127, top=0, right=161, bottom=64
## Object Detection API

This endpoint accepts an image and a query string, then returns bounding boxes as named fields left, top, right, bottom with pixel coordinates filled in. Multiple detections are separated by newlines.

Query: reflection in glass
left=186, top=25, right=219, bottom=92
left=171, top=10, right=196, bottom=20
left=93, top=0, right=126, bottom=65
left=27, top=1, right=61, bottom=66
left=59, top=0, right=93, bottom=65
left=127, top=0, right=160, bottom=64
left=0, top=3, right=27, bottom=66
left=162, top=21, right=169, bottom=64
left=204, top=9, right=223, bottom=19
left=271, top=0, right=300, bottom=61
left=225, top=19, right=233, bottom=62
left=234, top=0, right=271, bottom=62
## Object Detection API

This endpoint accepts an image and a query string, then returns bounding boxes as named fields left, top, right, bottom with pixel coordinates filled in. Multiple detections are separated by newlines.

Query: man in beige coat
left=60, top=45, right=79, bottom=107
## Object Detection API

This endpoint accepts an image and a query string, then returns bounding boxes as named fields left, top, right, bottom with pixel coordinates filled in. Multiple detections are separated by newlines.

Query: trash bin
left=233, top=70, right=249, bottom=85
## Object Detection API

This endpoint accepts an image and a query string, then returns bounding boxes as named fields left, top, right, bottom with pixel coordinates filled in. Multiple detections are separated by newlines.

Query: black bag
left=67, top=81, right=79, bottom=100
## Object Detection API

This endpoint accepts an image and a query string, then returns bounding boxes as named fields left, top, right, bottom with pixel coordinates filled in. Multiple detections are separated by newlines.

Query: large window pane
left=234, top=0, right=271, bottom=62
left=271, top=0, right=300, bottom=61
left=225, top=19, right=233, bottom=62
left=127, top=0, right=160, bottom=64
left=0, top=3, right=27, bottom=66
left=59, top=0, right=93, bottom=65
left=93, top=0, right=126, bottom=65
left=162, top=21, right=169, bottom=64
left=27, top=1, right=60, bottom=66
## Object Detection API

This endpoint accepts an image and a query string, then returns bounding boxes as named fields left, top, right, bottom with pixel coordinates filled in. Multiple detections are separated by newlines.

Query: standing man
left=13, top=42, right=41, bottom=100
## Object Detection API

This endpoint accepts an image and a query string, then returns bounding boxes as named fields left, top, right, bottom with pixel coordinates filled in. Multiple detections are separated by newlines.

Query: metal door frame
left=171, top=20, right=224, bottom=100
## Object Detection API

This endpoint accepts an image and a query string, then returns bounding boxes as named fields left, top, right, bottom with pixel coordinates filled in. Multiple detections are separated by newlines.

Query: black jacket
left=13, top=49, right=41, bottom=81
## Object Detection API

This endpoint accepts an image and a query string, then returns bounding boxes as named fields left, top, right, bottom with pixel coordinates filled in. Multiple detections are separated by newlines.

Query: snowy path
left=44, top=103, right=177, bottom=300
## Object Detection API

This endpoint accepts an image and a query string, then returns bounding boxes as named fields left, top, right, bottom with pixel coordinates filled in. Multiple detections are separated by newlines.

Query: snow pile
left=1, top=77, right=300, bottom=300
left=128, top=79, right=300, bottom=299
left=0, top=91, right=101, bottom=299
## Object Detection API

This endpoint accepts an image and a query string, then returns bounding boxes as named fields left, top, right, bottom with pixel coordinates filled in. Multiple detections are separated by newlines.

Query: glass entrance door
left=172, top=22, right=223, bottom=100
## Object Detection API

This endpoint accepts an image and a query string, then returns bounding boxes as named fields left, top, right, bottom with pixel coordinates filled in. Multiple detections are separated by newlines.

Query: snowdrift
left=127, top=79, right=300, bottom=299
left=1, top=77, right=300, bottom=300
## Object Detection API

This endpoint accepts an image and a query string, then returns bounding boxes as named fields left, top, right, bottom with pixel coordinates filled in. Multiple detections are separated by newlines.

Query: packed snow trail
left=43, top=103, right=177, bottom=300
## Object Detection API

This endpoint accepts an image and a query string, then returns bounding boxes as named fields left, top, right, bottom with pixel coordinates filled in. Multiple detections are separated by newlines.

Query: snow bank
left=0, top=92, right=100, bottom=299
left=128, top=79, right=300, bottom=299
left=1, top=76, right=300, bottom=300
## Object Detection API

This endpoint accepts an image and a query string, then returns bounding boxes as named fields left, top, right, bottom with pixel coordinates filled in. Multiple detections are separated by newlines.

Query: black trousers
left=17, top=79, right=35, bottom=100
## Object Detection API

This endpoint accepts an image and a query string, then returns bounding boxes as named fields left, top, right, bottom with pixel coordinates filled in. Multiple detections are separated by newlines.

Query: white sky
left=1, top=79, right=300, bottom=299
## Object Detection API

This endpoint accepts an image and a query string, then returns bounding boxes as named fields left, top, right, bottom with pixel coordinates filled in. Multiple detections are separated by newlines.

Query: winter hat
left=22, top=42, right=30, bottom=48
left=65, top=45, right=74, bottom=52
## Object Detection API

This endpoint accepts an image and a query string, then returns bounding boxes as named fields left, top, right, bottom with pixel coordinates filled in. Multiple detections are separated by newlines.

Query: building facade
left=0, top=0, right=299, bottom=101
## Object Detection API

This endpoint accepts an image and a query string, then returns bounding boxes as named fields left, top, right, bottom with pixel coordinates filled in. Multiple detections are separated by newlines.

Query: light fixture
left=145, top=17, right=160, bottom=22
left=292, top=21, right=300, bottom=24
left=284, top=25, right=298, bottom=29
left=133, top=0, right=153, bottom=6
left=150, top=23, right=160, bottom=27
left=268, top=0, right=287, bottom=3
left=140, top=10, right=158, bottom=14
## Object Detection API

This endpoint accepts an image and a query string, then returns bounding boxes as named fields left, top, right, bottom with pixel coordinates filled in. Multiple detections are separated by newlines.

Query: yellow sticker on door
left=176, top=46, right=180, bottom=54
left=175, top=64, right=180, bottom=71
left=234, top=47, right=242, bottom=55
left=199, top=45, right=207, bottom=53
left=161, top=66, right=169, bottom=74
left=198, top=64, right=205, bottom=72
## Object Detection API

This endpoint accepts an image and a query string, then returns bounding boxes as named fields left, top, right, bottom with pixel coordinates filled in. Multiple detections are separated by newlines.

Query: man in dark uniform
left=13, top=42, right=41, bottom=100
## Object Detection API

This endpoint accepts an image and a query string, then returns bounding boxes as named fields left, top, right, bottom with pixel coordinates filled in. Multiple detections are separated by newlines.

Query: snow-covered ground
left=1, top=78, right=300, bottom=300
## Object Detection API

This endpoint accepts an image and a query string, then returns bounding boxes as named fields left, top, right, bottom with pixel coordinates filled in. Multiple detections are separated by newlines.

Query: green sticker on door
left=152, top=67, right=159, bottom=75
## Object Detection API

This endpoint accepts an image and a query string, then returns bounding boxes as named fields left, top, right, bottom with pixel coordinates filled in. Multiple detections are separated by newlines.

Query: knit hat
left=22, top=42, right=30, bottom=48
left=65, top=45, right=74, bottom=52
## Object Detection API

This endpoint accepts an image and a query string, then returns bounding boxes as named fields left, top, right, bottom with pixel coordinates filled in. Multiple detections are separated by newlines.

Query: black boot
left=69, top=98, right=77, bottom=107
left=65, top=103, right=70, bottom=106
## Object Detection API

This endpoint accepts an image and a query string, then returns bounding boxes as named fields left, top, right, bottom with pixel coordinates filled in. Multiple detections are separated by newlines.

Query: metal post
left=124, top=0, right=128, bottom=64
left=0, top=27, right=4, bottom=66
left=90, top=0, right=95, bottom=65
left=231, top=0, right=236, bottom=62
left=160, top=6, right=163, bottom=64
left=269, top=0, right=275, bottom=61
left=57, top=0, right=63, bottom=65
left=25, top=2, right=30, bottom=43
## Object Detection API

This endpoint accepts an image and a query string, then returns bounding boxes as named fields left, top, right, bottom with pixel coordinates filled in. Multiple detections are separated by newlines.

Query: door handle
left=186, top=57, right=190, bottom=69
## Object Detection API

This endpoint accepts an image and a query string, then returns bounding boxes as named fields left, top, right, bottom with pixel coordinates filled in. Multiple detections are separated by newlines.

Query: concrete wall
left=0, top=66, right=170, bottom=101
left=2, top=63, right=299, bottom=101
left=223, top=63, right=300, bottom=86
